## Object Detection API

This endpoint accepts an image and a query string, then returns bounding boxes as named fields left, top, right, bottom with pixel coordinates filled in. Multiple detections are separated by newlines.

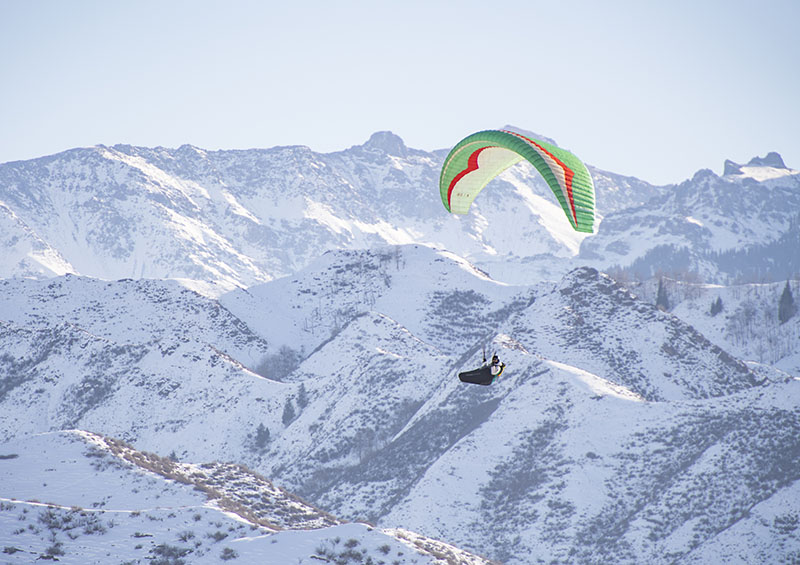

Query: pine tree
left=254, top=424, right=270, bottom=449
left=710, top=296, right=723, bottom=316
left=282, top=398, right=296, bottom=425
left=656, top=278, right=670, bottom=311
left=779, top=281, right=797, bottom=323
left=297, top=383, right=309, bottom=410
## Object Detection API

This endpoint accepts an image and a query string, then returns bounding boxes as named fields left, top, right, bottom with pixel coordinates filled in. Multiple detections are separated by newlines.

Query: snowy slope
left=220, top=245, right=531, bottom=358
left=0, top=431, right=493, bottom=564
left=0, top=246, right=532, bottom=466
left=0, top=318, right=286, bottom=455
left=0, top=201, right=74, bottom=278
left=0, top=275, right=270, bottom=368
left=580, top=155, right=800, bottom=282
left=0, top=131, right=659, bottom=287
left=0, top=237, right=800, bottom=564
left=381, top=359, right=800, bottom=564
left=504, top=268, right=761, bottom=401
left=3, top=134, right=797, bottom=288
left=1, top=241, right=798, bottom=562
left=625, top=277, right=800, bottom=377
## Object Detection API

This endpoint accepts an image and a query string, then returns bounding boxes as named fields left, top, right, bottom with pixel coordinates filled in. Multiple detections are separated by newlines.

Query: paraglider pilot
left=458, top=352, right=505, bottom=386
left=489, top=354, right=505, bottom=378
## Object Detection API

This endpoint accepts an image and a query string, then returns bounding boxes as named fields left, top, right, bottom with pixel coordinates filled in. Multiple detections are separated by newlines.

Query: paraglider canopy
left=439, top=129, right=595, bottom=233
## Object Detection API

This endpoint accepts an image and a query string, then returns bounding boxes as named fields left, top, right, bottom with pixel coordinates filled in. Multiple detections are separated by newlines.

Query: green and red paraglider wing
left=439, top=129, right=595, bottom=233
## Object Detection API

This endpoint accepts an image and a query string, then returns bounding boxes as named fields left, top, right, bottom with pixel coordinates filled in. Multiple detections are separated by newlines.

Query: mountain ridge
left=2, top=133, right=799, bottom=563
left=0, top=130, right=658, bottom=286
left=0, top=430, right=495, bottom=564
left=2, top=132, right=796, bottom=287
left=2, top=246, right=797, bottom=563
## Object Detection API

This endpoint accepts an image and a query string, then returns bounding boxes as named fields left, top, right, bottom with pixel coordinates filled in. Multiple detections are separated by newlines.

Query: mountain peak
left=723, top=159, right=742, bottom=176
left=500, top=125, right=559, bottom=147
left=747, top=151, right=786, bottom=168
left=724, top=152, right=787, bottom=175
left=363, top=131, right=408, bottom=156
left=692, top=168, right=719, bottom=182
left=556, top=266, right=626, bottom=299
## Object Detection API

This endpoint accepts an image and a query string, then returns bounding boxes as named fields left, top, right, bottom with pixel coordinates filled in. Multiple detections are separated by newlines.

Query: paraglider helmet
left=491, top=354, right=499, bottom=364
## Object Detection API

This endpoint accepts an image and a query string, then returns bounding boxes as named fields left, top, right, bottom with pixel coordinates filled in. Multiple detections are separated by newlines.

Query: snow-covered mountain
left=0, top=430, right=492, bottom=564
left=616, top=277, right=800, bottom=377
left=0, top=130, right=660, bottom=288
left=2, top=131, right=799, bottom=563
left=581, top=153, right=800, bottom=283
left=0, top=275, right=269, bottom=369
left=2, top=131, right=796, bottom=288
left=2, top=245, right=798, bottom=563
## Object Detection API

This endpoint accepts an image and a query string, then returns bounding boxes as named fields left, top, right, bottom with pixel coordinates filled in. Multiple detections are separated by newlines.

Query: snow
left=661, top=279, right=800, bottom=377
left=1, top=254, right=797, bottom=564
left=0, top=431, right=201, bottom=512
left=732, top=165, right=799, bottom=182
left=304, top=199, right=352, bottom=235
left=0, top=431, right=481, bottom=564
left=1, top=136, right=799, bottom=564
left=544, top=359, right=646, bottom=402
left=504, top=166, right=592, bottom=255
left=0, top=133, right=654, bottom=287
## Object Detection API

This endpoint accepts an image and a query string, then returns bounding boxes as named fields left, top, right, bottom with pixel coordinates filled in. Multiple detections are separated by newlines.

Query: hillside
left=581, top=156, right=800, bottom=283
left=0, top=430, right=492, bottom=564
left=2, top=246, right=798, bottom=563
left=0, top=130, right=658, bottom=287
left=2, top=132, right=798, bottom=288
left=622, top=277, right=800, bottom=377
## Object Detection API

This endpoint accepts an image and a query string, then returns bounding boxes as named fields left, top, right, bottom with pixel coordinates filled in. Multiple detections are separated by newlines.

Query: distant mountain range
left=1, top=133, right=799, bottom=564
left=581, top=152, right=800, bottom=283
left=4, top=129, right=795, bottom=287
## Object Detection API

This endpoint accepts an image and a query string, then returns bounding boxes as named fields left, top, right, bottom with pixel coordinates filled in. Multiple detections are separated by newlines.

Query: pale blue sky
left=1, top=0, right=798, bottom=184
